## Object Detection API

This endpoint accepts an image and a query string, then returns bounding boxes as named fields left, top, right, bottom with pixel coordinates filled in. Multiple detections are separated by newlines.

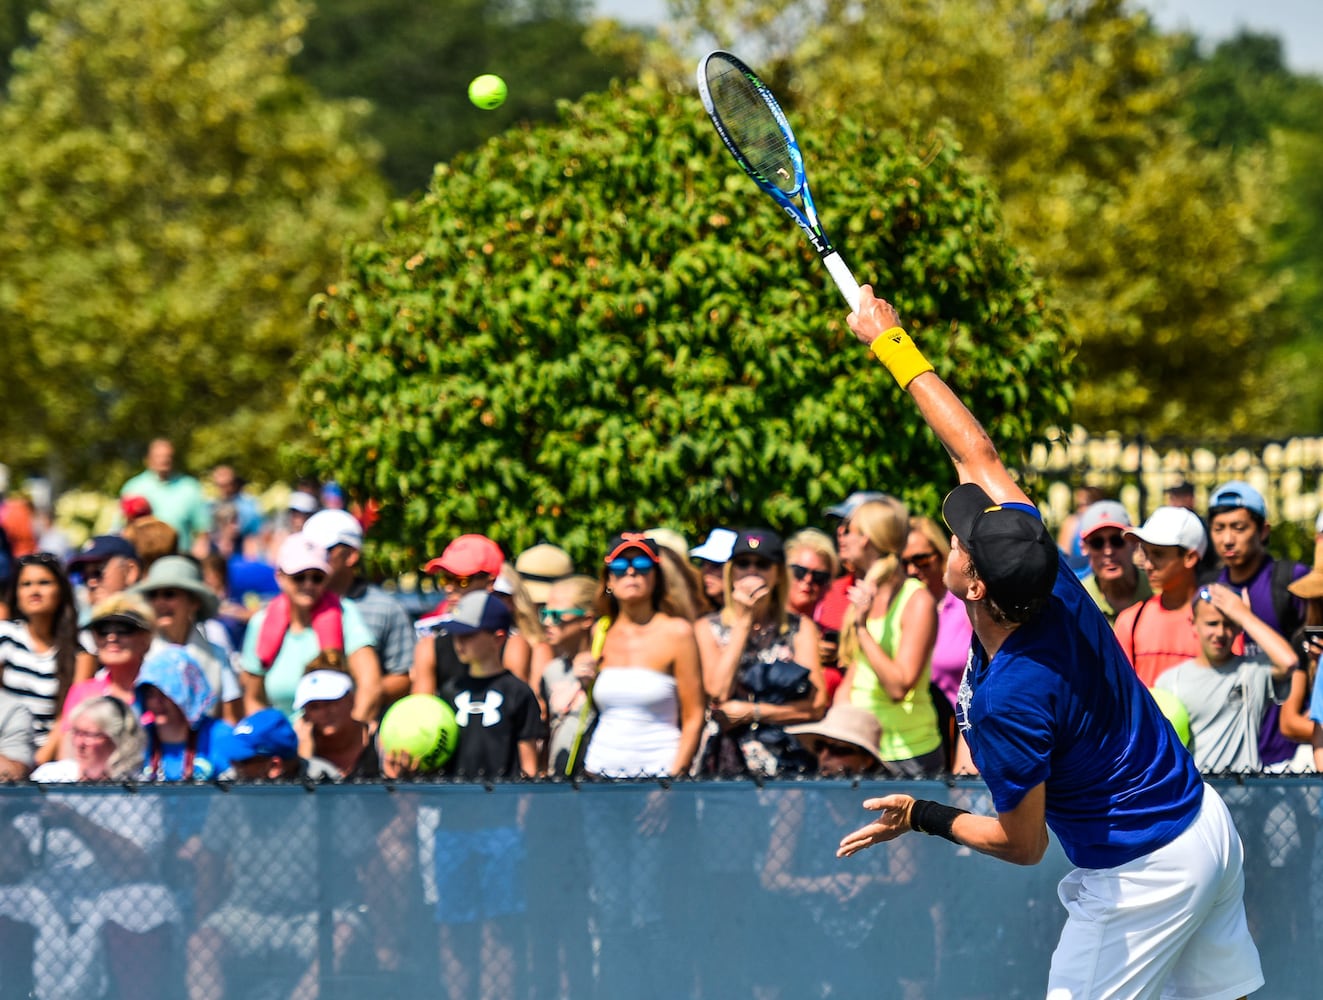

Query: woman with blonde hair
left=784, top=527, right=842, bottom=697
left=493, top=563, right=546, bottom=684
left=834, top=498, right=942, bottom=776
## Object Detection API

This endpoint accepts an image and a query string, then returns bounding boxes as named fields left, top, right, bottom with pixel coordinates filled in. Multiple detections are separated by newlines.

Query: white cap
left=690, top=527, right=738, bottom=563
left=303, top=509, right=364, bottom=551
left=277, top=532, right=332, bottom=576
left=287, top=491, right=319, bottom=514
left=294, top=670, right=354, bottom=710
left=1126, top=507, right=1208, bottom=559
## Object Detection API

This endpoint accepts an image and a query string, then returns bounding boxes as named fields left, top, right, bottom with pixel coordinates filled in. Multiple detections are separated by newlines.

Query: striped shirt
left=0, top=620, right=74, bottom=746
left=346, top=581, right=415, bottom=677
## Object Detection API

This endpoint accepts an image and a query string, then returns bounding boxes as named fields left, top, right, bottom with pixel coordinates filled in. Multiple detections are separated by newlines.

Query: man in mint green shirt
left=119, top=438, right=211, bottom=552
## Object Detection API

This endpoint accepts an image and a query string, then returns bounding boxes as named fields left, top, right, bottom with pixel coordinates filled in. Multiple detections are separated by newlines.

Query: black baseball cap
left=941, top=484, right=1058, bottom=615
left=730, top=528, right=785, bottom=563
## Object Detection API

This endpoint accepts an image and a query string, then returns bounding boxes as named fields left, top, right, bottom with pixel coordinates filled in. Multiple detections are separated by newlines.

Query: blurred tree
left=293, top=0, right=644, bottom=195
left=0, top=0, right=388, bottom=489
left=295, top=83, right=1072, bottom=572
left=1174, top=31, right=1323, bottom=433
left=662, top=0, right=1293, bottom=436
left=0, top=0, right=41, bottom=90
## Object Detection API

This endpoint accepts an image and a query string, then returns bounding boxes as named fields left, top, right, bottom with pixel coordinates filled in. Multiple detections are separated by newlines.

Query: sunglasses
left=900, top=552, right=940, bottom=570
left=290, top=571, right=327, bottom=586
left=607, top=556, right=657, bottom=577
left=91, top=622, right=144, bottom=640
left=541, top=608, right=588, bottom=626
left=732, top=556, right=776, bottom=571
left=789, top=564, right=830, bottom=586
left=18, top=553, right=62, bottom=570
left=816, top=739, right=864, bottom=757
left=1085, top=533, right=1127, bottom=551
left=438, top=571, right=489, bottom=589
left=146, top=588, right=184, bottom=601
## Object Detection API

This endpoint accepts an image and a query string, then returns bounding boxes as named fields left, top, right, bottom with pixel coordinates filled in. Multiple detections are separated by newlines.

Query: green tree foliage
left=663, top=0, right=1293, bottom=436
left=1174, top=32, right=1323, bottom=433
left=0, top=0, right=387, bottom=487
left=294, top=0, right=642, bottom=195
left=0, top=0, right=41, bottom=89
left=296, top=84, right=1071, bottom=570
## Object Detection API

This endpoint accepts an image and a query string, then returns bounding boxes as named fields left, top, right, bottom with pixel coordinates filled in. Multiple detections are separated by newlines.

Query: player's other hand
left=846, top=285, right=902, bottom=348
left=837, top=793, right=915, bottom=857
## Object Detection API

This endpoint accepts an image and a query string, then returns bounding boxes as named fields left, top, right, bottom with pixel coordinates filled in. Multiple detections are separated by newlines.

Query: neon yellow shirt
left=848, top=576, right=942, bottom=761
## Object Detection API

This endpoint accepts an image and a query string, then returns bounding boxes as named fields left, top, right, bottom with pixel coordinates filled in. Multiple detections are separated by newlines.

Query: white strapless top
left=584, top=667, right=680, bottom=778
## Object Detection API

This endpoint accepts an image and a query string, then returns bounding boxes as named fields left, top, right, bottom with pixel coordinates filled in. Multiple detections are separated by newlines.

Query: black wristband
left=908, top=798, right=969, bottom=844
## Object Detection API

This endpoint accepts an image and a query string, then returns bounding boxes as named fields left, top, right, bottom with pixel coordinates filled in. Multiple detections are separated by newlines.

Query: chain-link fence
left=0, top=777, right=1317, bottom=999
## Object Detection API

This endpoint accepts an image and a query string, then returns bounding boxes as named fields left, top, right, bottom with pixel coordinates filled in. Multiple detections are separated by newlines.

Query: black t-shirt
left=443, top=670, right=544, bottom=779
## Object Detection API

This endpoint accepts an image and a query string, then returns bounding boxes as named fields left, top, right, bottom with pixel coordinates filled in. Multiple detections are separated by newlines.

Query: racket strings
left=705, top=60, right=798, bottom=196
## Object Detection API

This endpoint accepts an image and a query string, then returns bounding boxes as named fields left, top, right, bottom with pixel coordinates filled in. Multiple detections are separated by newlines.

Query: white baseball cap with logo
left=294, top=670, right=355, bottom=711
left=1126, top=506, right=1208, bottom=559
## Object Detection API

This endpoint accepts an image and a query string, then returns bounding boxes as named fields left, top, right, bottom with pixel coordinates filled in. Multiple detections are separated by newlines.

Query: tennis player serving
left=836, top=287, right=1263, bottom=1000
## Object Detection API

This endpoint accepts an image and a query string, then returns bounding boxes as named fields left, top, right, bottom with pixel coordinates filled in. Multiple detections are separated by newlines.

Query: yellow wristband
left=869, top=326, right=934, bottom=389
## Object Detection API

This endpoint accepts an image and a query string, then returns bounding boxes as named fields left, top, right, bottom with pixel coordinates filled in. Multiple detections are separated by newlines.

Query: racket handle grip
left=823, top=251, right=860, bottom=312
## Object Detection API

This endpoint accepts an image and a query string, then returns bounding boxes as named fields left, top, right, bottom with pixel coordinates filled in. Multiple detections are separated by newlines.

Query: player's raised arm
left=847, top=285, right=1031, bottom=508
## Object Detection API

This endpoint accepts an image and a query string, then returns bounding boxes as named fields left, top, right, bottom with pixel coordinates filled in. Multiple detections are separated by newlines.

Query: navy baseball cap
left=221, top=709, right=299, bottom=761
left=942, top=483, right=1058, bottom=616
left=68, top=534, right=139, bottom=568
left=441, top=590, right=513, bottom=636
left=730, top=528, right=785, bottom=563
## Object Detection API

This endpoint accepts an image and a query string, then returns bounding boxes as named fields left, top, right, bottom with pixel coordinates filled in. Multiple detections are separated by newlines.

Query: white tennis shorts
left=1046, top=783, right=1263, bottom=1000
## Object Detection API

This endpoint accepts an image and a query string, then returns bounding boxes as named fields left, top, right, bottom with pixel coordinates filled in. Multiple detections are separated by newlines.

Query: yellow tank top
left=848, top=576, right=942, bottom=761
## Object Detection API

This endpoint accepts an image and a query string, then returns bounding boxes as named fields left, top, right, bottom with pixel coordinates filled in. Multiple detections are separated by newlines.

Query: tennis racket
left=697, top=50, right=861, bottom=312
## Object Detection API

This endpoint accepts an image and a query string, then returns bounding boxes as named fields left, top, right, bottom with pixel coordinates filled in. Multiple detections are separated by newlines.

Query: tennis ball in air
left=379, top=694, right=459, bottom=772
left=468, top=74, right=507, bottom=110
left=1150, top=688, right=1192, bottom=748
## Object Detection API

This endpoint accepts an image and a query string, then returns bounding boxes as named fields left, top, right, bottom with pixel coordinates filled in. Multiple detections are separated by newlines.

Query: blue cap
left=441, top=590, right=512, bottom=636
left=68, top=534, right=139, bottom=568
left=221, top=709, right=299, bottom=761
left=1209, top=480, right=1266, bottom=519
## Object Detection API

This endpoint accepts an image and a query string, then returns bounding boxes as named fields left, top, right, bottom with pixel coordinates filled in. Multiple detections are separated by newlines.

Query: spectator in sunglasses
left=1077, top=501, right=1151, bottom=626
left=783, top=528, right=841, bottom=697
left=0, top=552, right=95, bottom=764
left=695, top=528, right=825, bottom=776
left=66, top=534, right=142, bottom=628
left=412, top=533, right=527, bottom=703
left=904, top=516, right=973, bottom=717
left=583, top=533, right=703, bottom=779
left=130, top=555, right=244, bottom=724
left=54, top=595, right=157, bottom=755
left=239, top=533, right=380, bottom=722
left=528, top=575, right=598, bottom=775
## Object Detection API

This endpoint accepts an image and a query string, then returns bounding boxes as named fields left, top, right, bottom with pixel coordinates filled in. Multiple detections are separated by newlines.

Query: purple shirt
left=931, top=589, right=973, bottom=710
left=1217, top=556, right=1308, bottom=765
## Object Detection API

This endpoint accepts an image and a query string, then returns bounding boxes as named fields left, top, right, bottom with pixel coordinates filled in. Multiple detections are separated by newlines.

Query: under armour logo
left=454, top=689, right=504, bottom=728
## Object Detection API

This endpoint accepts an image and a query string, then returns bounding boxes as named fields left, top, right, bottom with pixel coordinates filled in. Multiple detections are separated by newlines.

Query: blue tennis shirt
left=956, top=504, right=1204, bottom=869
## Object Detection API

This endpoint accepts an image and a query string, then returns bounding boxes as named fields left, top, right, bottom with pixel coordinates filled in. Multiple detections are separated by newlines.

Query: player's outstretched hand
left=846, top=285, right=902, bottom=348
left=837, top=793, right=915, bottom=858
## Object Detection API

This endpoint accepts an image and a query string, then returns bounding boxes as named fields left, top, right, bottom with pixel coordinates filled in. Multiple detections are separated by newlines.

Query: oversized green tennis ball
left=379, top=694, right=459, bottom=772
left=1150, top=688, right=1191, bottom=748
left=468, top=73, right=507, bottom=110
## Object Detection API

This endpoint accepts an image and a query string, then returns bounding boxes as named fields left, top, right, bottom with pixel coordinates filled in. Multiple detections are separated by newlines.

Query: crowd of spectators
left=0, top=442, right=1320, bottom=783
left=1, top=441, right=1322, bottom=996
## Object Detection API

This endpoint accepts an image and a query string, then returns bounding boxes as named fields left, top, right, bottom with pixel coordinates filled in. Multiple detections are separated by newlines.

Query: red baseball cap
left=423, top=534, right=504, bottom=577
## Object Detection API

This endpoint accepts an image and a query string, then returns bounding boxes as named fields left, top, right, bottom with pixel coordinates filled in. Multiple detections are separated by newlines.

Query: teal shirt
left=120, top=470, right=212, bottom=547
left=241, top=599, right=374, bottom=718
